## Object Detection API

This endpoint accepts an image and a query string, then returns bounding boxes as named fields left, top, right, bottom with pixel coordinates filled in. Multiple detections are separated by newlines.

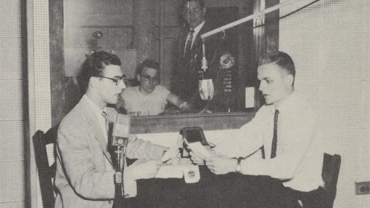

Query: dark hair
left=77, top=51, right=121, bottom=94
left=136, top=59, right=160, bottom=75
left=258, top=51, right=296, bottom=78
left=181, top=0, right=205, bottom=9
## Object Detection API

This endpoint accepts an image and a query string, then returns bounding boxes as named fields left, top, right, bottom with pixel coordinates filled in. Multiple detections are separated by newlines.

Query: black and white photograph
left=0, top=0, right=369, bottom=207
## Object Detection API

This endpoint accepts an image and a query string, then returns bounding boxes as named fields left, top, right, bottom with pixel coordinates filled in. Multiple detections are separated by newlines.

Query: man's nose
left=258, top=82, right=264, bottom=92
left=118, top=80, right=126, bottom=90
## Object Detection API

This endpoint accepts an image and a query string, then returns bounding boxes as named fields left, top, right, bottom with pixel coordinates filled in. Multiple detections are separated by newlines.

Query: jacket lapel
left=79, top=98, right=113, bottom=166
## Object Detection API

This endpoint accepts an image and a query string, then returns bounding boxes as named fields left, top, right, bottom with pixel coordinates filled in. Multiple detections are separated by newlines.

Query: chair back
left=321, top=153, right=341, bottom=208
left=33, top=126, right=58, bottom=208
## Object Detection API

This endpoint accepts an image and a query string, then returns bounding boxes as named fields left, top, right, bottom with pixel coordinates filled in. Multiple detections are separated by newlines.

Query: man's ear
left=285, top=74, right=294, bottom=86
left=89, top=77, right=99, bottom=88
left=136, top=74, right=141, bottom=82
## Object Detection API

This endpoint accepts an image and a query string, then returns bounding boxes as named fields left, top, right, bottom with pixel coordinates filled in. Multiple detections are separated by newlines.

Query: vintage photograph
left=0, top=0, right=369, bottom=207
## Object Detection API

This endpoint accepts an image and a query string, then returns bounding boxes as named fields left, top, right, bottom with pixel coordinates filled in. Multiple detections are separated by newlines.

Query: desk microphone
left=112, top=113, right=131, bottom=204
left=112, top=114, right=130, bottom=148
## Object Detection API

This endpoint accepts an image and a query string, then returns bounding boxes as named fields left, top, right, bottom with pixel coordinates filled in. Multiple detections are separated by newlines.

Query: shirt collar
left=83, top=94, right=106, bottom=118
left=191, top=20, right=205, bottom=35
left=271, top=91, right=302, bottom=114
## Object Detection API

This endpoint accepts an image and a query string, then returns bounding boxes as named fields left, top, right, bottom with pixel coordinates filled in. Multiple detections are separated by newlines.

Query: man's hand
left=190, top=151, right=205, bottom=165
left=161, top=147, right=180, bottom=165
left=131, top=160, right=162, bottom=180
left=189, top=145, right=216, bottom=165
left=205, top=155, right=237, bottom=175
left=128, top=134, right=137, bottom=142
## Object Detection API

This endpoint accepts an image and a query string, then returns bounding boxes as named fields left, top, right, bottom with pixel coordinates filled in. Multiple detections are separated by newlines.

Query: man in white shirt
left=194, top=51, right=325, bottom=208
left=119, top=60, right=188, bottom=115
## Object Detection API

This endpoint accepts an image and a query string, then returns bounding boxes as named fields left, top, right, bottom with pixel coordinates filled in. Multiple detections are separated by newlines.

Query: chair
left=321, top=153, right=341, bottom=208
left=301, top=153, right=341, bottom=208
left=33, top=126, right=59, bottom=208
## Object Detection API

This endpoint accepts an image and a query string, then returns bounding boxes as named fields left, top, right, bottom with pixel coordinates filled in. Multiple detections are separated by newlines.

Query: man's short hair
left=78, top=51, right=121, bottom=94
left=258, top=51, right=296, bottom=77
left=136, top=59, right=160, bottom=75
left=181, top=0, right=205, bottom=9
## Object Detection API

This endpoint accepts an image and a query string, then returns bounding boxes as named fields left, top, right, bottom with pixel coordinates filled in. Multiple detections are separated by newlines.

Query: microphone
left=112, top=113, right=130, bottom=147
left=111, top=113, right=131, bottom=205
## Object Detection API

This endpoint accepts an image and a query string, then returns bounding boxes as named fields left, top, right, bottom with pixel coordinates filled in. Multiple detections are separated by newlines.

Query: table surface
left=128, top=165, right=286, bottom=208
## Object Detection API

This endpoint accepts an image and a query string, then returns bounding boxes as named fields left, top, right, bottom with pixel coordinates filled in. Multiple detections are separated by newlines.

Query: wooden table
left=128, top=165, right=287, bottom=208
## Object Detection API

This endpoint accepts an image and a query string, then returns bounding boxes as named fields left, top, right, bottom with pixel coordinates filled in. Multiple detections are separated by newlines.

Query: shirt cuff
left=123, top=167, right=137, bottom=198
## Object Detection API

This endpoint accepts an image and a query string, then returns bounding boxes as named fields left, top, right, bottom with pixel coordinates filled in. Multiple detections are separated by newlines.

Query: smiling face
left=183, top=0, right=206, bottom=29
left=137, top=67, right=159, bottom=95
left=96, top=64, right=126, bottom=105
left=257, top=63, right=294, bottom=107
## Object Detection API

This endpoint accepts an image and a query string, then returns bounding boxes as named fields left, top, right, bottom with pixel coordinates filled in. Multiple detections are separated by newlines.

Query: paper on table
left=155, top=164, right=185, bottom=178
left=186, top=141, right=212, bottom=160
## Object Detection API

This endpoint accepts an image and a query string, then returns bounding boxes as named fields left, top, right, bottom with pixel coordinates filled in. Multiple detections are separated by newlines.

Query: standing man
left=172, top=0, right=235, bottom=113
left=195, top=51, right=325, bottom=207
left=54, top=51, right=168, bottom=208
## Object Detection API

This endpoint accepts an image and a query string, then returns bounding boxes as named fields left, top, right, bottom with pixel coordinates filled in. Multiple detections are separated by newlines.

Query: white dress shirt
left=219, top=92, right=324, bottom=192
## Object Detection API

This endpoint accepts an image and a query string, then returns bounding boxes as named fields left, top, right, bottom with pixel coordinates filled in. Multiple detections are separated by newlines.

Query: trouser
left=242, top=176, right=327, bottom=208
left=284, top=186, right=327, bottom=208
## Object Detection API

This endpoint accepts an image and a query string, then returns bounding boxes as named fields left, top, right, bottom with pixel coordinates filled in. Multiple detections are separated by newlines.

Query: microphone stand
left=112, top=137, right=128, bottom=208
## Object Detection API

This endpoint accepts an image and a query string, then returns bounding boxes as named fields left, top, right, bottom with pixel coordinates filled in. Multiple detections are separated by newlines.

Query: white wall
left=279, top=0, right=370, bottom=207
left=0, top=0, right=26, bottom=207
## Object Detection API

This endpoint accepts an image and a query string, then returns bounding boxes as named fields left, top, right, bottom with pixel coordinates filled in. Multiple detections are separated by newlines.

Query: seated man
left=118, top=59, right=188, bottom=115
left=54, top=51, right=171, bottom=208
left=192, top=51, right=325, bottom=208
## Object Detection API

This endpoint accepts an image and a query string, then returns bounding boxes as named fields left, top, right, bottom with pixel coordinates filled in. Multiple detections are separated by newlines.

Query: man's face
left=137, top=67, right=159, bottom=94
left=183, top=1, right=206, bottom=29
left=257, top=63, right=293, bottom=106
left=97, top=64, right=126, bottom=105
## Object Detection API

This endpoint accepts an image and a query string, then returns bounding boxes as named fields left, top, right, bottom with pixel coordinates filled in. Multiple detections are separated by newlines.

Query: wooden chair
left=321, top=153, right=341, bottom=208
left=32, top=126, right=59, bottom=208
left=301, top=153, right=341, bottom=208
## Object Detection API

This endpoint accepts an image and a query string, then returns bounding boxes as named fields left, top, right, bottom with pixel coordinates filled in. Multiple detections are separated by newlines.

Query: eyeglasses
left=96, top=76, right=125, bottom=86
left=141, top=74, right=159, bottom=83
left=183, top=7, right=202, bottom=15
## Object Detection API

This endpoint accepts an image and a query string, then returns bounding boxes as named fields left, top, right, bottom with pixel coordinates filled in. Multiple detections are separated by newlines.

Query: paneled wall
left=0, top=0, right=26, bottom=207
left=279, top=0, right=370, bottom=207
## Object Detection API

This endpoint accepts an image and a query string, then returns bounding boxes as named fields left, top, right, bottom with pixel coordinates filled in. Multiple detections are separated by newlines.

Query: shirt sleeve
left=157, top=85, right=170, bottom=102
left=126, top=135, right=167, bottom=160
left=215, top=106, right=268, bottom=158
left=240, top=109, right=321, bottom=180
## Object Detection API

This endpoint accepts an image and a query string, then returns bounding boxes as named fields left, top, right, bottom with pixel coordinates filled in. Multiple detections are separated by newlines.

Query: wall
left=0, top=0, right=26, bottom=207
left=279, top=0, right=370, bottom=207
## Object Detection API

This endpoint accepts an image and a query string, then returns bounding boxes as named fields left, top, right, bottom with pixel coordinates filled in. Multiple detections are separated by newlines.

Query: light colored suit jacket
left=54, top=96, right=166, bottom=208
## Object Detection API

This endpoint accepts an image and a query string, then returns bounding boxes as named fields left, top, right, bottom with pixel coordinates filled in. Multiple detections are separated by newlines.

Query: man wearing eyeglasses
left=54, top=51, right=171, bottom=208
left=172, top=0, right=235, bottom=113
left=118, top=59, right=188, bottom=116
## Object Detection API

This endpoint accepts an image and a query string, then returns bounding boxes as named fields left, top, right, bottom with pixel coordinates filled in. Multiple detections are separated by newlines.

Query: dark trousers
left=284, top=186, right=327, bottom=208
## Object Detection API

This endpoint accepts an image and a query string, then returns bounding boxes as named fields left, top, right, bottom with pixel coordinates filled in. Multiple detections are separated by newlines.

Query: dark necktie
left=270, top=109, right=279, bottom=158
left=184, top=29, right=194, bottom=57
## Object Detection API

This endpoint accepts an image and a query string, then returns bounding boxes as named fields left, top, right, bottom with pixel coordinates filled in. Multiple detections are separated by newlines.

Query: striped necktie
left=101, top=111, right=110, bottom=137
left=270, top=109, right=279, bottom=158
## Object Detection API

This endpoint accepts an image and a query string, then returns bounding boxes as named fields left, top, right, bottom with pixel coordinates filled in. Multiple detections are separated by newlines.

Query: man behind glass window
left=172, top=0, right=235, bottom=113
left=118, top=59, right=188, bottom=115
